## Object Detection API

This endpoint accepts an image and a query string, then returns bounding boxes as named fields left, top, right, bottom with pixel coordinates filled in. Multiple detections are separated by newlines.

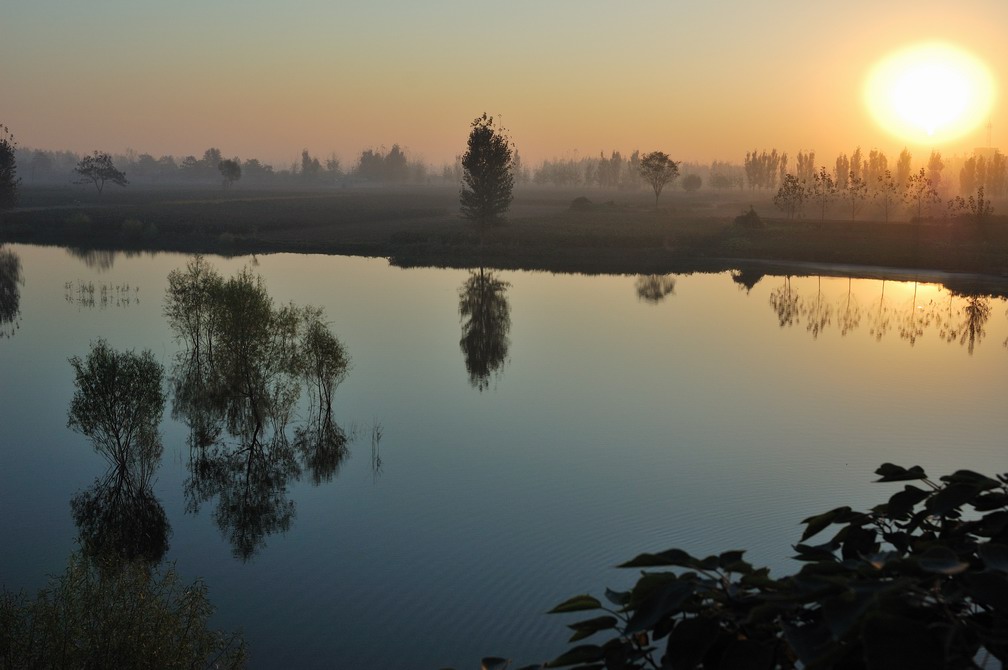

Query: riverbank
left=3, top=184, right=1007, bottom=280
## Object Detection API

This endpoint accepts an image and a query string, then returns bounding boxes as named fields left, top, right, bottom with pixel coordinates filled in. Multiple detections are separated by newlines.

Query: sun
left=864, top=42, right=996, bottom=144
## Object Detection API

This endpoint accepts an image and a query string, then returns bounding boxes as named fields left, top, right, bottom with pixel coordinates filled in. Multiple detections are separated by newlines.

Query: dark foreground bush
left=734, top=206, right=764, bottom=229
left=461, top=463, right=1008, bottom=669
left=0, top=553, right=245, bottom=669
left=570, top=197, right=594, bottom=212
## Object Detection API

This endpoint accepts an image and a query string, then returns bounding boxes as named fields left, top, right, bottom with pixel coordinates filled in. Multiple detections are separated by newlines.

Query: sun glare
left=865, top=42, right=996, bottom=145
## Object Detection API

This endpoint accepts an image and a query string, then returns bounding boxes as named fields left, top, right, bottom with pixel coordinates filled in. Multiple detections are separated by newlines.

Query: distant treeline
left=14, top=145, right=438, bottom=187
left=13, top=140, right=1008, bottom=199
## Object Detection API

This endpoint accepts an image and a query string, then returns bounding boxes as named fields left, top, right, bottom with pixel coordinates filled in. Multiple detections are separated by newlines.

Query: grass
left=2, top=184, right=1007, bottom=278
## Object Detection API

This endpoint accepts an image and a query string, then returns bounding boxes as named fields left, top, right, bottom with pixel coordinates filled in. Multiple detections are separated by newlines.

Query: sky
left=3, top=0, right=1008, bottom=167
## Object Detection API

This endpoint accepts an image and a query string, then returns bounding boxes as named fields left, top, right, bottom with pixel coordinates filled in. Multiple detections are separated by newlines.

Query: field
left=3, top=183, right=1008, bottom=279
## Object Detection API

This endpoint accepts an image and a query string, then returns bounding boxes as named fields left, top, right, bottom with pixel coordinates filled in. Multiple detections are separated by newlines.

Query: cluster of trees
left=773, top=147, right=999, bottom=224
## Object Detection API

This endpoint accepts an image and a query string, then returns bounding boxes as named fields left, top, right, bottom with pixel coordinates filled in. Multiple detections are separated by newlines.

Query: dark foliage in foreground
left=462, top=463, right=1008, bottom=669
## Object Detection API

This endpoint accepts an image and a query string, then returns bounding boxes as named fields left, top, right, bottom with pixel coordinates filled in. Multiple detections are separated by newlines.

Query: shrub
left=733, top=206, right=764, bottom=230
left=541, top=463, right=1008, bottom=669
left=570, top=197, right=594, bottom=212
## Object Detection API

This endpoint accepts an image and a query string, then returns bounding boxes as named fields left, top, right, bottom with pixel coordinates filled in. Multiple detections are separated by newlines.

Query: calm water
left=1, top=243, right=1007, bottom=668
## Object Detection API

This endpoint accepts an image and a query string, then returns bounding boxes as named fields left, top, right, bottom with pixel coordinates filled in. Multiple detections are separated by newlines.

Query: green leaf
left=545, top=645, right=604, bottom=668
left=917, top=547, right=969, bottom=575
left=567, top=615, right=618, bottom=642
left=874, top=463, right=927, bottom=482
left=549, top=595, right=602, bottom=614
left=979, top=543, right=1008, bottom=572
left=481, top=658, right=510, bottom=670
left=800, top=507, right=851, bottom=542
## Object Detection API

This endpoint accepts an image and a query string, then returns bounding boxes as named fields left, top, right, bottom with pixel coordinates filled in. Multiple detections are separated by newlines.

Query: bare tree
left=75, top=152, right=128, bottom=194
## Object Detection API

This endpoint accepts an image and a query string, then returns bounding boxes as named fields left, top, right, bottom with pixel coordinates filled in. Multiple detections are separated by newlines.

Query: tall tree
left=0, top=124, right=19, bottom=211
left=638, top=151, right=680, bottom=208
left=74, top=152, right=128, bottom=194
left=895, top=147, right=913, bottom=187
left=460, top=113, right=514, bottom=225
left=218, top=159, right=241, bottom=190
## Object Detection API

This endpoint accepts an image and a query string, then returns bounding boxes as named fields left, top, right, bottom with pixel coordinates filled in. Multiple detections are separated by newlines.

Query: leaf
left=963, top=572, right=1008, bottom=612
left=874, top=463, right=927, bottom=482
left=862, top=613, right=944, bottom=669
left=979, top=543, right=1008, bottom=572
left=567, top=616, right=618, bottom=643
left=545, top=645, right=604, bottom=668
left=800, top=507, right=851, bottom=542
left=940, top=470, right=1000, bottom=490
left=549, top=595, right=602, bottom=614
left=917, top=546, right=969, bottom=575
left=619, top=548, right=697, bottom=569
left=663, top=617, right=720, bottom=669
left=481, top=658, right=510, bottom=670
left=792, top=542, right=837, bottom=562
left=926, top=483, right=980, bottom=516
left=603, top=588, right=629, bottom=607
left=626, top=581, right=694, bottom=634
left=782, top=621, right=833, bottom=666
left=886, top=485, right=929, bottom=518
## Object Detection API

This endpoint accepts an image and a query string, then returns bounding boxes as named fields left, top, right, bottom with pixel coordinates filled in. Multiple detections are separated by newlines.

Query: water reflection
left=760, top=274, right=999, bottom=355
left=67, top=340, right=170, bottom=565
left=731, top=268, right=764, bottom=294
left=166, top=257, right=353, bottom=560
left=634, top=274, right=676, bottom=303
left=0, top=246, right=23, bottom=338
left=459, top=268, right=511, bottom=391
left=66, top=247, right=118, bottom=272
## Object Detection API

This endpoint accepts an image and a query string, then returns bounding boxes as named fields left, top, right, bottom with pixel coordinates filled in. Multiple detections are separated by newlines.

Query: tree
left=460, top=113, right=514, bottom=225
left=905, top=167, right=940, bottom=220
left=1, top=553, right=245, bottom=668
left=218, top=159, right=241, bottom=189
left=895, top=147, right=913, bottom=187
left=681, top=174, right=702, bottom=192
left=843, top=170, right=868, bottom=221
left=810, top=166, right=837, bottom=227
left=74, top=152, right=128, bottom=194
left=638, top=151, right=680, bottom=208
left=0, top=124, right=19, bottom=211
left=876, top=169, right=899, bottom=224
left=541, top=463, right=1008, bottom=670
left=773, top=173, right=805, bottom=220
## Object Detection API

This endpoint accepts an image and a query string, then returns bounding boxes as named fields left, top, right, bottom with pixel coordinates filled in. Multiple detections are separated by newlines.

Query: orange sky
left=2, top=0, right=1006, bottom=167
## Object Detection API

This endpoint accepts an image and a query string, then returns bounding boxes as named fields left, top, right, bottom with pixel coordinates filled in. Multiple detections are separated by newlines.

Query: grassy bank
left=2, top=184, right=1008, bottom=278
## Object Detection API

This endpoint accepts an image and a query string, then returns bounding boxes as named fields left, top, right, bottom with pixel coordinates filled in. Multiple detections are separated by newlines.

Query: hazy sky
left=3, top=0, right=1007, bottom=167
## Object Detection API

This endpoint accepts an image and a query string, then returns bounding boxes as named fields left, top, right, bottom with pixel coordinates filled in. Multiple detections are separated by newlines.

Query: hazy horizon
left=4, top=1, right=1007, bottom=168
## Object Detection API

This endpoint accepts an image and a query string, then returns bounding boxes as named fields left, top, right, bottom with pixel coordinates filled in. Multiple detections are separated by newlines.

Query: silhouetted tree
left=459, top=268, right=511, bottom=391
left=639, top=151, right=680, bottom=208
left=774, top=174, right=805, bottom=220
left=843, top=170, right=868, bottom=220
left=895, top=147, right=912, bottom=187
left=905, top=168, right=940, bottom=220
left=0, top=124, right=20, bottom=211
left=876, top=169, right=899, bottom=223
left=74, top=152, right=128, bottom=194
left=218, top=159, right=241, bottom=189
left=460, top=114, right=514, bottom=224
left=810, top=166, right=837, bottom=226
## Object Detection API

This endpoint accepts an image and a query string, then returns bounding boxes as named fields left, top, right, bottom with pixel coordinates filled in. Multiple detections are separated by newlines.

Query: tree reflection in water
left=459, top=268, right=511, bottom=391
left=634, top=274, right=676, bottom=303
left=801, top=276, right=832, bottom=339
left=165, top=257, right=353, bottom=561
left=730, top=268, right=764, bottom=294
left=768, top=276, right=800, bottom=328
left=836, top=277, right=862, bottom=337
left=0, top=246, right=23, bottom=338
left=67, top=340, right=170, bottom=565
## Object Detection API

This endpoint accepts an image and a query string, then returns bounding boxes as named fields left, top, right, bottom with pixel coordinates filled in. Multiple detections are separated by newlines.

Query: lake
left=1, top=243, right=1006, bottom=668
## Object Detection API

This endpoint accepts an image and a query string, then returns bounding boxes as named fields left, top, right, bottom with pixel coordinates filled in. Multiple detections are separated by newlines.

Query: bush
left=570, top=197, right=594, bottom=212
left=733, top=206, right=764, bottom=230
left=540, top=463, right=1008, bottom=669
left=0, top=553, right=245, bottom=668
